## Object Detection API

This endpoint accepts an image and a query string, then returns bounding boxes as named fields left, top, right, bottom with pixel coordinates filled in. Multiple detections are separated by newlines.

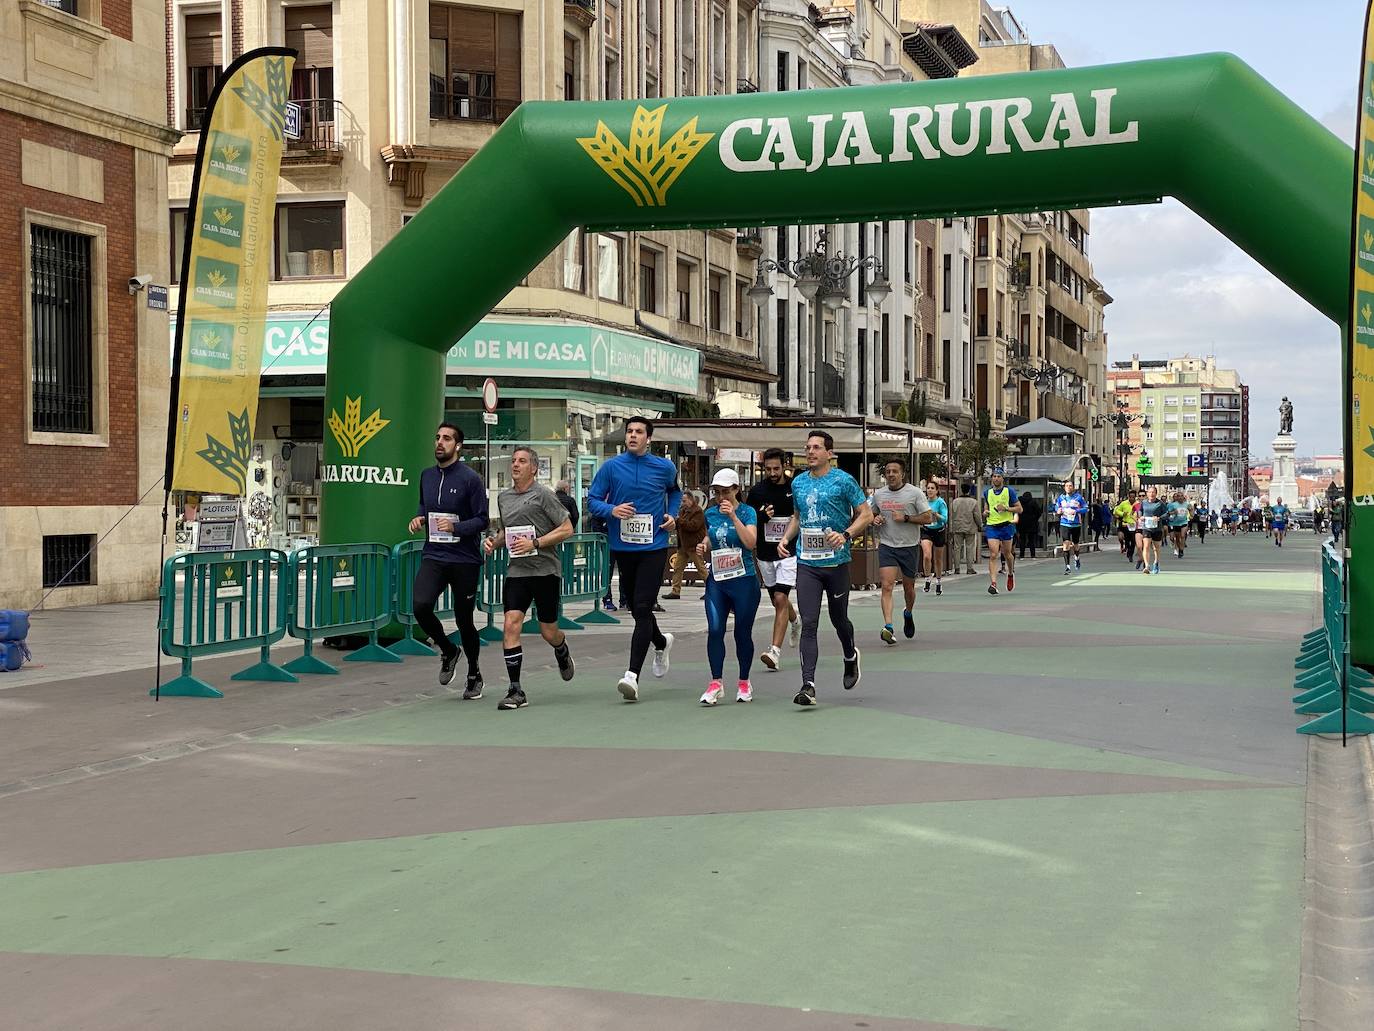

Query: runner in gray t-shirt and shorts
left=869, top=460, right=933, bottom=645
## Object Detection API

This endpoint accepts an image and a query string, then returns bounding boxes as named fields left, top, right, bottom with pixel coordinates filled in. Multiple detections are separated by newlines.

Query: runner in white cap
left=698, top=468, right=761, bottom=705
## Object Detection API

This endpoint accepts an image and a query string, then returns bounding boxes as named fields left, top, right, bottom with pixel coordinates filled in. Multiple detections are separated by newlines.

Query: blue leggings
left=705, top=574, right=762, bottom=681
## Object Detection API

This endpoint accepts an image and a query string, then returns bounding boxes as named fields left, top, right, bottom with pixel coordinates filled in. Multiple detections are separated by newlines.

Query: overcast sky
left=1011, top=0, right=1362, bottom=458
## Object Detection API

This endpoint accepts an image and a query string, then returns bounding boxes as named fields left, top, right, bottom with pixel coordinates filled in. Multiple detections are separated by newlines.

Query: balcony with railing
left=285, top=98, right=343, bottom=159
left=564, top=0, right=596, bottom=28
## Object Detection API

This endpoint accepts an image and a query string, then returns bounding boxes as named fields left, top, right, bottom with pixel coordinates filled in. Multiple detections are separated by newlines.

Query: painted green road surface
left=0, top=534, right=1315, bottom=1028
left=264, top=691, right=1257, bottom=781
left=0, top=789, right=1300, bottom=1031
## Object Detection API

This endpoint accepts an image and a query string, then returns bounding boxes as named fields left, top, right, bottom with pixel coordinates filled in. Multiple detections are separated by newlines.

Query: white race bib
left=505, top=524, right=537, bottom=557
left=710, top=547, right=747, bottom=581
left=764, top=518, right=789, bottom=543
left=800, top=527, right=835, bottom=562
left=621, top=513, right=654, bottom=545
left=428, top=512, right=458, bottom=543
left=1141, top=515, right=1160, bottom=530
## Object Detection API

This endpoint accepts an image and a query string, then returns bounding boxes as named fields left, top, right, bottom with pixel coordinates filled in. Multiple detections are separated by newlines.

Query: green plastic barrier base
left=284, top=653, right=339, bottom=675
left=1294, top=677, right=1338, bottom=704
left=1296, top=663, right=1337, bottom=686
left=152, top=675, right=223, bottom=698
left=389, top=635, right=437, bottom=656
left=576, top=609, right=620, bottom=625
left=1302, top=627, right=1325, bottom=643
left=1294, top=686, right=1374, bottom=716
left=1297, top=708, right=1374, bottom=736
left=1295, top=650, right=1329, bottom=671
left=558, top=614, right=583, bottom=631
left=478, top=626, right=503, bottom=642
left=1298, top=639, right=1328, bottom=658
left=344, top=641, right=403, bottom=663
left=231, top=660, right=299, bottom=683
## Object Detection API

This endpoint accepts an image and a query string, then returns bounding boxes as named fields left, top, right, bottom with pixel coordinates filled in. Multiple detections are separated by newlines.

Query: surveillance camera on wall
left=128, top=274, right=153, bottom=294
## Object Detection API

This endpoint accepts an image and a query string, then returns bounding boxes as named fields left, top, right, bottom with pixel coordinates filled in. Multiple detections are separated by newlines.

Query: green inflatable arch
left=321, top=53, right=1366, bottom=657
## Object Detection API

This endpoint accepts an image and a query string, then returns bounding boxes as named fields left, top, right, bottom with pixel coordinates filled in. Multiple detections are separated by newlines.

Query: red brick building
left=0, top=0, right=177, bottom=608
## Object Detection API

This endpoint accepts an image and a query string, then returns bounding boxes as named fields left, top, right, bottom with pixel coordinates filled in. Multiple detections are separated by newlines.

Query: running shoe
left=462, top=674, right=484, bottom=700
left=736, top=681, right=753, bottom=703
left=652, top=633, right=674, bottom=678
left=760, top=645, right=781, bottom=671
left=497, top=687, right=528, bottom=710
left=988, top=582, right=999, bottom=595
left=1006, top=572, right=1015, bottom=592
left=881, top=625, right=896, bottom=645
left=843, top=650, right=862, bottom=691
left=556, top=647, right=575, bottom=682
left=616, top=671, right=639, bottom=701
left=439, top=651, right=459, bottom=687
left=903, top=609, right=916, bottom=638
left=1074, top=557, right=1081, bottom=571
left=793, top=682, right=817, bottom=706
left=1152, top=562, right=1160, bottom=574
left=700, top=680, right=725, bottom=706
left=1135, top=559, right=1144, bottom=571
left=934, top=581, right=942, bottom=597
left=1064, top=564, right=1071, bottom=575
left=789, top=617, right=801, bottom=647
left=602, top=598, right=618, bottom=612
left=923, top=579, right=932, bottom=594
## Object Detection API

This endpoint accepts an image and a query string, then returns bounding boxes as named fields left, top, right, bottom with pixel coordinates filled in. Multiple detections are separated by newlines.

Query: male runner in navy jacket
left=408, top=422, right=489, bottom=696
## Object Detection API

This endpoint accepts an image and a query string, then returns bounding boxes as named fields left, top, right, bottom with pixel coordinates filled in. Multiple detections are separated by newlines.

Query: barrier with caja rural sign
left=156, top=534, right=619, bottom=696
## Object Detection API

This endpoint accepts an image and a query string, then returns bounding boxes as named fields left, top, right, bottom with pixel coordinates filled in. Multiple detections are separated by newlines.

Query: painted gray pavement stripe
left=0, top=953, right=1002, bottom=1031
left=0, top=743, right=1280, bottom=873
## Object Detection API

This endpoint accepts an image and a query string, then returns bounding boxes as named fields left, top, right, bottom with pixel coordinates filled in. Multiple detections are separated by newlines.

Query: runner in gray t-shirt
left=868, top=461, right=933, bottom=645
left=483, top=447, right=576, bottom=710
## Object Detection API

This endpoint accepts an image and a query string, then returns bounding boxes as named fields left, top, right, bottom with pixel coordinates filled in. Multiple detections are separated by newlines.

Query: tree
left=954, top=408, right=1009, bottom=481
left=675, top=396, right=719, bottom=419
left=908, top=387, right=928, bottom=426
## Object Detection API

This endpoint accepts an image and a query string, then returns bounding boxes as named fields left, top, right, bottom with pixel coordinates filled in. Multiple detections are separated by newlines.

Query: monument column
left=1269, top=397, right=1299, bottom=506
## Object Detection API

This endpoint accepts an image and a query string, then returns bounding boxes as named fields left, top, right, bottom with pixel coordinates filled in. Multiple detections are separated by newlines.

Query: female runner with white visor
left=697, top=468, right=761, bottom=705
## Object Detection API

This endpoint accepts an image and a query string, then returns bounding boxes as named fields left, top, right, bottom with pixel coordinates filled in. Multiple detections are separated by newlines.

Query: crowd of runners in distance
left=407, top=418, right=1327, bottom=710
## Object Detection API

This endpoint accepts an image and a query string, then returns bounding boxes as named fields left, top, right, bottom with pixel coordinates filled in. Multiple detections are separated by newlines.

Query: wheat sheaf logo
left=577, top=105, right=714, bottom=207
left=213, top=207, right=235, bottom=227
left=219, top=143, right=242, bottom=163
left=328, top=396, right=390, bottom=458
left=205, top=269, right=228, bottom=289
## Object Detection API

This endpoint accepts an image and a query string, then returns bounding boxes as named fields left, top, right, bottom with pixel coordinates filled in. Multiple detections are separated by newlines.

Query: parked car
left=1292, top=509, right=1315, bottom=529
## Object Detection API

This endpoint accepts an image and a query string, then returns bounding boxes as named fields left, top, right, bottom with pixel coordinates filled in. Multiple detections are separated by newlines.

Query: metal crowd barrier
left=1294, top=539, right=1374, bottom=736
left=286, top=544, right=400, bottom=673
left=156, top=549, right=294, bottom=697
left=158, top=534, right=621, bottom=696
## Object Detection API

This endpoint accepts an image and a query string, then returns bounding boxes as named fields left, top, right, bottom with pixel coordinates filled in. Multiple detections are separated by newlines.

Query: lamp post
left=1097, top=399, right=1149, bottom=494
left=748, top=227, right=890, bottom=419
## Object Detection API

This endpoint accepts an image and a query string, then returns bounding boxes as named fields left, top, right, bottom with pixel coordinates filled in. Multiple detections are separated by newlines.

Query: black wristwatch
left=842, top=530, right=853, bottom=541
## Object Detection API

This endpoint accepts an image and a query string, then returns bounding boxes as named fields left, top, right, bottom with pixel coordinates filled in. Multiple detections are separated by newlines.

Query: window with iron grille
left=184, top=12, right=223, bottom=130
left=30, top=225, right=94, bottom=434
left=42, top=0, right=79, bottom=13
left=42, top=534, right=95, bottom=589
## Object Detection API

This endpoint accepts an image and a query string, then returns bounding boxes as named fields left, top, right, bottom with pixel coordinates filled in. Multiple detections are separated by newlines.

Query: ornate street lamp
left=748, top=227, right=890, bottom=418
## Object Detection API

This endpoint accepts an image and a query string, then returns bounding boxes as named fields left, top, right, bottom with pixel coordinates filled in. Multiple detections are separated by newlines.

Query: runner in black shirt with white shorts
left=747, top=448, right=801, bottom=672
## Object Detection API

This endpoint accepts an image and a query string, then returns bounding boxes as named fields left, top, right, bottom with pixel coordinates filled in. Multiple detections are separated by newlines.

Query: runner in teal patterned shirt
left=778, top=431, right=873, bottom=706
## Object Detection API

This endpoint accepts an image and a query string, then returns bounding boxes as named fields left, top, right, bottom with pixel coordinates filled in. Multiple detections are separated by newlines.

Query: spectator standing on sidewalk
left=554, top=480, right=580, bottom=531
left=948, top=482, right=983, bottom=575
left=1017, top=489, right=1042, bottom=559
left=665, top=492, right=708, bottom=599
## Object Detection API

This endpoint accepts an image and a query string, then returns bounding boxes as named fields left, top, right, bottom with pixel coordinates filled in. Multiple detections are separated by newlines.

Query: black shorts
left=503, top=574, right=561, bottom=624
left=1143, top=529, right=1164, bottom=542
left=920, top=526, right=947, bottom=547
left=1059, top=525, right=1082, bottom=544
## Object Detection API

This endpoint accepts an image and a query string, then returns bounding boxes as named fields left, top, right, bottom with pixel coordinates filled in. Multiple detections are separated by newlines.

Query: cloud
left=1092, top=201, right=1344, bottom=456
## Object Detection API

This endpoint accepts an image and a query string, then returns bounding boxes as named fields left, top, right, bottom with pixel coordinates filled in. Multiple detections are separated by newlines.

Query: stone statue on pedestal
left=1279, top=397, right=1293, bottom=435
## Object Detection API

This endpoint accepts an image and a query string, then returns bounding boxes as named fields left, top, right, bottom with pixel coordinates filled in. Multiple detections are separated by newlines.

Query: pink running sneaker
left=736, top=681, right=753, bottom=703
left=700, top=680, right=725, bottom=706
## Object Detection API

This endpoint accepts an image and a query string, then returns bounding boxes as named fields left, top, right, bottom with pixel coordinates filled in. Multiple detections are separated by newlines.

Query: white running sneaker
left=700, top=680, right=724, bottom=706
left=760, top=645, right=781, bottom=671
left=789, top=618, right=801, bottom=647
left=736, top=681, right=753, bottom=703
left=616, top=670, right=639, bottom=701
left=652, top=633, right=674, bottom=678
